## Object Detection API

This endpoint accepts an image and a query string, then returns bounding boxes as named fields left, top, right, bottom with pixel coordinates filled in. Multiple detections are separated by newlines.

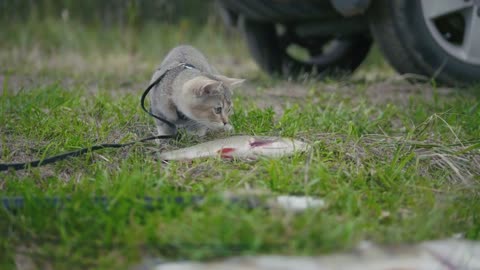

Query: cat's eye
left=214, top=107, right=222, bottom=114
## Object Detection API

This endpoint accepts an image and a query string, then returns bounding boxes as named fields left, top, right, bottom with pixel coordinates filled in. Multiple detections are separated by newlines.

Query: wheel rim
left=277, top=28, right=359, bottom=73
left=421, top=0, right=480, bottom=65
left=285, top=38, right=353, bottom=66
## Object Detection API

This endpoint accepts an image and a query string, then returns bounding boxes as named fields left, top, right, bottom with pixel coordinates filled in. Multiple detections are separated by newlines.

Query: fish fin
left=249, top=139, right=276, bottom=148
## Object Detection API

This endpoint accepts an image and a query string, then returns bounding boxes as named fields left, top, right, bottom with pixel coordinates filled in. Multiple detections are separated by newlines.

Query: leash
left=0, top=63, right=196, bottom=172
left=1, top=195, right=205, bottom=211
left=0, top=194, right=264, bottom=211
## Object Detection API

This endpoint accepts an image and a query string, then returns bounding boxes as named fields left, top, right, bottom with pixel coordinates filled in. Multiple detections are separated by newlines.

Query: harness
left=0, top=63, right=197, bottom=171
left=140, top=62, right=197, bottom=131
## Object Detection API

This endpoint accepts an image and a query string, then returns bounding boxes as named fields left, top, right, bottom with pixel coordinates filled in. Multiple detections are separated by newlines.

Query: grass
left=1, top=18, right=480, bottom=269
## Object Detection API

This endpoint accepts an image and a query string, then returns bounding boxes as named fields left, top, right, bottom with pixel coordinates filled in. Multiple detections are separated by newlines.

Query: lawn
left=1, top=17, right=480, bottom=270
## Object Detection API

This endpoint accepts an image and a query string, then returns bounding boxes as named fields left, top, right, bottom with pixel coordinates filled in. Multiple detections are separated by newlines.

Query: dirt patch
left=361, top=78, right=457, bottom=106
left=235, top=76, right=463, bottom=120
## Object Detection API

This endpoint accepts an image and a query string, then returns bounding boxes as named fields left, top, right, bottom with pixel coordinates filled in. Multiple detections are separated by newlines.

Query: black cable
left=0, top=63, right=196, bottom=172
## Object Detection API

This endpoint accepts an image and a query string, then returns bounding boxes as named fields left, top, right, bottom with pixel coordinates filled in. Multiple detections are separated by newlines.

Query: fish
left=159, top=136, right=310, bottom=161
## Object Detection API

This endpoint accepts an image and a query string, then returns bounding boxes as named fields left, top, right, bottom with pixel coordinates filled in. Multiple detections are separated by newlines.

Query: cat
left=149, top=45, right=244, bottom=137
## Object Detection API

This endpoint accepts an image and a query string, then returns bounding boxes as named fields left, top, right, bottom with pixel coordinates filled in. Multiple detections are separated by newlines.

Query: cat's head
left=181, top=75, right=244, bottom=131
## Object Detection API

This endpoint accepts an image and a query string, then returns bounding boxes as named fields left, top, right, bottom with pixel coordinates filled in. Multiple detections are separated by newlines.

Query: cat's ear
left=215, top=75, right=245, bottom=89
left=186, top=77, right=222, bottom=96
left=198, top=80, right=223, bottom=96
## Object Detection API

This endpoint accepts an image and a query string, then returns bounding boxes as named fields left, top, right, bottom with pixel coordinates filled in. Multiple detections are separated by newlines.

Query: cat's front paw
left=224, top=124, right=234, bottom=133
left=192, top=127, right=208, bottom=137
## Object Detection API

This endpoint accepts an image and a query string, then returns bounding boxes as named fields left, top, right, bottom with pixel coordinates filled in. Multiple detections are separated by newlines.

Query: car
left=216, top=0, right=480, bottom=86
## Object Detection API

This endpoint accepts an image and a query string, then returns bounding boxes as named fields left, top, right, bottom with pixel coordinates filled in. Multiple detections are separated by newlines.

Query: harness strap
left=140, top=62, right=196, bottom=131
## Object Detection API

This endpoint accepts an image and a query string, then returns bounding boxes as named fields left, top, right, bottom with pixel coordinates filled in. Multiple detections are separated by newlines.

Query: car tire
left=242, top=20, right=283, bottom=75
left=369, top=0, right=480, bottom=86
left=241, top=19, right=372, bottom=78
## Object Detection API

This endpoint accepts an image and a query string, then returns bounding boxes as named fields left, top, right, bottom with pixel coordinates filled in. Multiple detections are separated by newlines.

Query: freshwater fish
left=159, top=136, right=310, bottom=161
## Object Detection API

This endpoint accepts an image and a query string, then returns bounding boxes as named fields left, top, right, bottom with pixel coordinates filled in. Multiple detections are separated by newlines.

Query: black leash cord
left=0, top=135, right=173, bottom=171
left=0, top=63, right=196, bottom=172
left=1, top=195, right=262, bottom=211
left=1, top=195, right=205, bottom=211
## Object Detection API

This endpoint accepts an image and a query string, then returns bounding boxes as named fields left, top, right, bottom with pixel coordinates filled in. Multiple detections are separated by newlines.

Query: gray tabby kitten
left=149, top=45, right=244, bottom=137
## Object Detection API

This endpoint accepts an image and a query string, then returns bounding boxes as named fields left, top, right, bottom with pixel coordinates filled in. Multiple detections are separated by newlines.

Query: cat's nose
left=221, top=116, right=228, bottom=125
